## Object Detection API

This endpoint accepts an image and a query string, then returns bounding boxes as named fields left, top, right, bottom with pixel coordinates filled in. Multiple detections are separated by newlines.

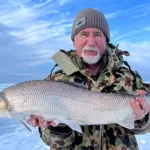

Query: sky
left=0, top=0, right=150, bottom=83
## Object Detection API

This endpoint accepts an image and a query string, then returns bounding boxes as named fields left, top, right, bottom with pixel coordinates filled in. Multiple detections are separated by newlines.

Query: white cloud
left=110, top=30, right=120, bottom=39
left=105, top=3, right=150, bottom=19
left=133, top=13, right=149, bottom=18
left=10, top=21, right=72, bottom=45
left=59, top=0, right=72, bottom=6
left=145, top=26, right=150, bottom=31
left=0, top=0, right=73, bottom=67
left=105, top=11, right=122, bottom=19
left=0, top=7, right=37, bottom=27
left=118, top=40, right=150, bottom=80
left=8, top=72, right=45, bottom=77
left=0, top=0, right=150, bottom=82
left=111, top=27, right=150, bottom=42
left=31, top=0, right=53, bottom=8
left=119, top=41, right=150, bottom=64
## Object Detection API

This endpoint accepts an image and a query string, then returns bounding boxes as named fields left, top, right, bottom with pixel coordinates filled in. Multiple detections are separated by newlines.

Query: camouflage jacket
left=39, top=43, right=150, bottom=150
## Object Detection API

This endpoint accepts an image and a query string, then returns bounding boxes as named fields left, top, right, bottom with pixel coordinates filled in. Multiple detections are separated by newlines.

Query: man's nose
left=86, top=35, right=96, bottom=46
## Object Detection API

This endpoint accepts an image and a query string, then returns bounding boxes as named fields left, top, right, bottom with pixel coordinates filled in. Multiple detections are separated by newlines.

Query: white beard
left=82, top=54, right=101, bottom=64
left=81, top=45, right=101, bottom=64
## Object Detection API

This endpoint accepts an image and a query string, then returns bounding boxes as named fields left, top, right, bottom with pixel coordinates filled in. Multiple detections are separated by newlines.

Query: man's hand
left=130, top=90, right=150, bottom=120
left=27, top=115, right=56, bottom=129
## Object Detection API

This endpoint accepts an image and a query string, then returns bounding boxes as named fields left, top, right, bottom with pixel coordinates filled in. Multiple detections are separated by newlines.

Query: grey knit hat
left=71, top=8, right=110, bottom=42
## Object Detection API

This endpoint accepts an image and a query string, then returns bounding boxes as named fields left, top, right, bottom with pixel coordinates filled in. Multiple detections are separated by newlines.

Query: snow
left=0, top=118, right=49, bottom=150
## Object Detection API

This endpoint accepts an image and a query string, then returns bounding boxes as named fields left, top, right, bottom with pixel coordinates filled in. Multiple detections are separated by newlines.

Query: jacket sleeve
left=112, top=68, right=150, bottom=135
left=39, top=71, right=76, bottom=149
left=39, top=124, right=75, bottom=149
left=131, top=113, right=150, bottom=134
left=129, top=71, right=150, bottom=134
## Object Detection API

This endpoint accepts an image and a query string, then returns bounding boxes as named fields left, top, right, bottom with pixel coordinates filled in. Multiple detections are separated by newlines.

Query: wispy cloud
left=105, top=3, right=150, bottom=19
left=31, top=0, right=53, bottom=8
left=0, top=0, right=73, bottom=67
left=124, top=3, right=150, bottom=17
left=10, top=22, right=72, bottom=45
left=145, top=26, right=150, bottom=31
left=105, top=11, right=122, bottom=19
left=119, top=40, right=150, bottom=80
left=111, top=27, right=150, bottom=42
left=133, top=13, right=149, bottom=18
left=110, top=30, right=120, bottom=39
left=0, top=7, right=37, bottom=27
left=0, top=0, right=150, bottom=82
left=112, top=30, right=143, bottom=41
left=59, top=0, right=72, bottom=6
left=119, top=41, right=150, bottom=63
left=8, top=72, right=46, bottom=77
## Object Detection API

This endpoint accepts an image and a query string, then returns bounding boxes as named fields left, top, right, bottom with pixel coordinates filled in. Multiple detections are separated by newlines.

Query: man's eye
left=95, top=33, right=102, bottom=36
left=81, top=33, right=88, bottom=36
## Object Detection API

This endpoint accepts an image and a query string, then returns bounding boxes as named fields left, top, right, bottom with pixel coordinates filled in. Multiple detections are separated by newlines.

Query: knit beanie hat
left=71, top=8, right=110, bottom=42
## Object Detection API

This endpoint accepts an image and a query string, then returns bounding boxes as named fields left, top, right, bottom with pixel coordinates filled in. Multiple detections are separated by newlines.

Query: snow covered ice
left=0, top=118, right=49, bottom=150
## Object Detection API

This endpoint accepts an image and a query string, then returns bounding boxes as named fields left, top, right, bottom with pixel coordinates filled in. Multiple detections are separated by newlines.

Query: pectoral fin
left=19, top=119, right=32, bottom=132
left=53, top=119, right=84, bottom=133
left=9, top=111, right=32, bottom=132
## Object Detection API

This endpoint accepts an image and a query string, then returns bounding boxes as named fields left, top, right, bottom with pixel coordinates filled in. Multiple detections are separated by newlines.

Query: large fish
left=0, top=80, right=149, bottom=133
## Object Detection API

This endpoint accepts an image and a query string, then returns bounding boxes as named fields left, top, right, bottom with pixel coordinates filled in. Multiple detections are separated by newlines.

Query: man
left=28, top=8, right=150, bottom=150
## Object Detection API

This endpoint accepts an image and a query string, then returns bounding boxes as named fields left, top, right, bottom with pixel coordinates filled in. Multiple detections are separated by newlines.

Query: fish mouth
left=0, top=92, right=6, bottom=111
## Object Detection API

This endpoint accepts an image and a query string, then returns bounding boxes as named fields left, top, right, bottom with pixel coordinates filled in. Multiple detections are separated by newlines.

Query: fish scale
left=0, top=80, right=150, bottom=132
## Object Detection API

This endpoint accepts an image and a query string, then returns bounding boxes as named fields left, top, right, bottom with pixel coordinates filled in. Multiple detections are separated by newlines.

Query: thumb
left=27, top=115, right=39, bottom=127
left=37, top=115, right=49, bottom=129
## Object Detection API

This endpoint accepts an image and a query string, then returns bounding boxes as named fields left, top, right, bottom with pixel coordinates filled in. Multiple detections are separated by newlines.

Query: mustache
left=82, top=45, right=99, bottom=52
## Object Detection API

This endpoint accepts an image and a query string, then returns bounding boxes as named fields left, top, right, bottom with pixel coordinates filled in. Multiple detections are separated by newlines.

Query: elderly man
left=28, top=8, right=150, bottom=150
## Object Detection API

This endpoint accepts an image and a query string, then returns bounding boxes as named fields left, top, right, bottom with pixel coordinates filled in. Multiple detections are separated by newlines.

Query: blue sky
left=0, top=0, right=150, bottom=83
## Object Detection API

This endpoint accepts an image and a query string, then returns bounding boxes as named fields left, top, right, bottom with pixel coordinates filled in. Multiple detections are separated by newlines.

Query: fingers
left=130, top=100, right=145, bottom=120
left=37, top=115, right=48, bottom=129
left=27, top=115, right=39, bottom=127
left=135, top=97, right=150, bottom=116
left=27, top=115, right=56, bottom=129
left=136, top=90, right=147, bottom=96
left=47, top=120, right=56, bottom=126
left=27, top=115, right=48, bottom=128
left=130, top=97, right=150, bottom=120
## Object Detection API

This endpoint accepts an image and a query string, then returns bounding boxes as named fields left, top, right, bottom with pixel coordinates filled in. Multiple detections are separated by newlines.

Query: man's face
left=73, top=28, right=107, bottom=64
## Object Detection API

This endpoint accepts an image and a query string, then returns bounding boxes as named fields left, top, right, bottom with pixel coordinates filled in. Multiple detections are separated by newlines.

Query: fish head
left=0, top=92, right=6, bottom=111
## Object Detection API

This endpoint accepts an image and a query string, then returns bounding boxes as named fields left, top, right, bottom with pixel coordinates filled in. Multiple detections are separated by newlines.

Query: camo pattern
left=39, top=43, right=150, bottom=150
